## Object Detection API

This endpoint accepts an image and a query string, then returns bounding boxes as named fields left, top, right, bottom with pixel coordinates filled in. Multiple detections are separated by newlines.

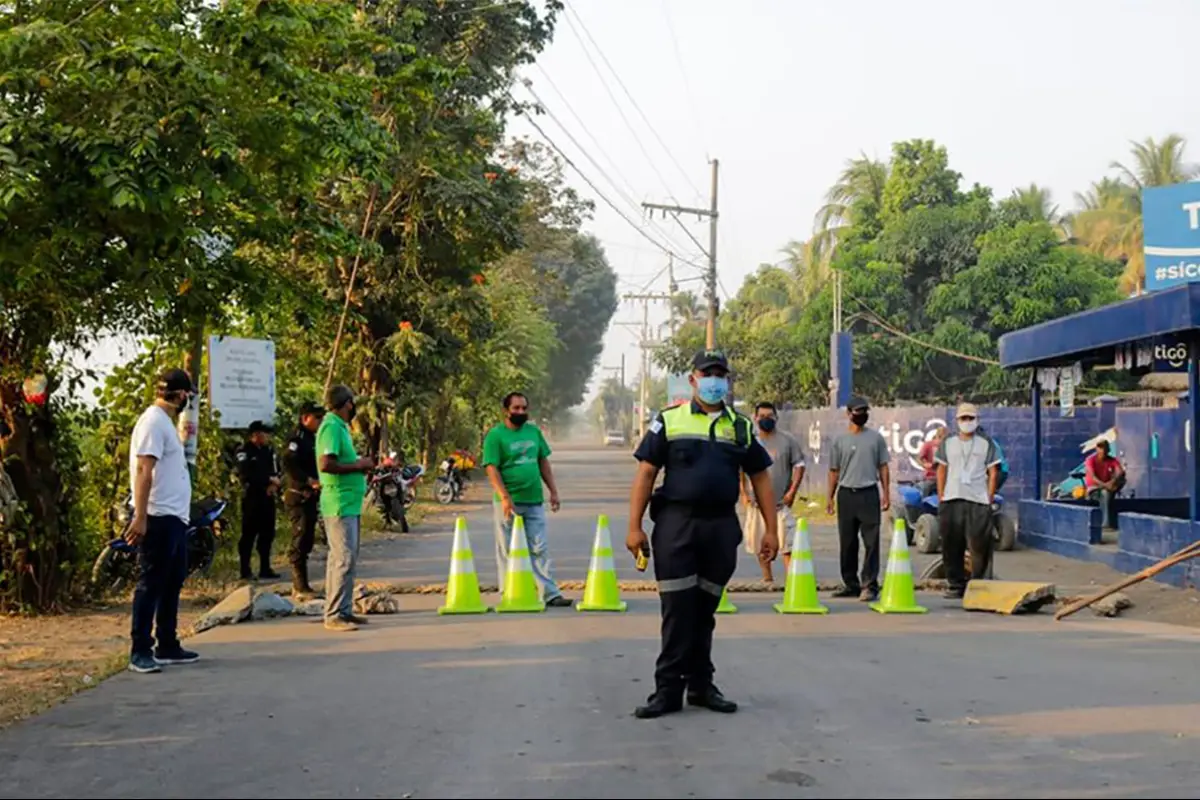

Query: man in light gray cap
left=317, top=384, right=375, bottom=631
left=935, top=402, right=1001, bottom=599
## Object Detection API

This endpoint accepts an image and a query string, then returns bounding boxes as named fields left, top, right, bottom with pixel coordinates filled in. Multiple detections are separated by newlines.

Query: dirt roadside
left=0, top=504, right=430, bottom=729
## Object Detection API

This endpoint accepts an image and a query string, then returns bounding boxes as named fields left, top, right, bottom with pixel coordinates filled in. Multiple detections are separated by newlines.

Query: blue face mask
left=696, top=376, right=729, bottom=405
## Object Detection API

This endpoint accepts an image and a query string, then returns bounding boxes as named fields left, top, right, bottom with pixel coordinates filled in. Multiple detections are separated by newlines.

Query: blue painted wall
left=781, top=404, right=1103, bottom=504
left=778, top=401, right=1198, bottom=588
left=781, top=403, right=1194, bottom=506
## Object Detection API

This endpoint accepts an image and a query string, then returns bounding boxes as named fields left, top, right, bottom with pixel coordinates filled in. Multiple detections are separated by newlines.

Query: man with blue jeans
left=127, top=369, right=199, bottom=674
left=317, top=384, right=374, bottom=632
left=483, top=392, right=571, bottom=607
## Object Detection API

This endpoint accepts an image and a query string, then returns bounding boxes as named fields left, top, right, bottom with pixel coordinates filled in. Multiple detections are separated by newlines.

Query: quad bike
left=892, top=479, right=1017, bottom=555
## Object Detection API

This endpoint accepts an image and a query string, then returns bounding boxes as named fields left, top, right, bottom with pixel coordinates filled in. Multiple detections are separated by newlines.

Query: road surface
left=2, top=445, right=1199, bottom=799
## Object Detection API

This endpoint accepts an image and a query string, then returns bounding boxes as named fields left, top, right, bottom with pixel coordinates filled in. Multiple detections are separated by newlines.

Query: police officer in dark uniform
left=283, top=402, right=324, bottom=596
left=626, top=349, right=780, bottom=719
left=235, top=420, right=281, bottom=580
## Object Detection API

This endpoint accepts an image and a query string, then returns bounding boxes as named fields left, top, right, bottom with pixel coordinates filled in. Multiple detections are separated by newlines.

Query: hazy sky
left=505, top=0, right=1200, bottom=405
left=83, top=0, right=1200, bottom=410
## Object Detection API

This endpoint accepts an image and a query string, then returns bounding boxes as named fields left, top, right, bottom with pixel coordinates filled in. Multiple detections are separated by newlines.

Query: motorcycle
left=91, top=494, right=229, bottom=596
left=434, top=458, right=468, bottom=505
left=367, top=454, right=423, bottom=533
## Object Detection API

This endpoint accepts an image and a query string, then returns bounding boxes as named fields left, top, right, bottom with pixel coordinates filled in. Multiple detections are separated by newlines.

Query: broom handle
left=1054, top=540, right=1200, bottom=621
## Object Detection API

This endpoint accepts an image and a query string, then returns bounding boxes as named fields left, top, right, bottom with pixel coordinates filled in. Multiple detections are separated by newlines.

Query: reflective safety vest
left=656, top=401, right=754, bottom=510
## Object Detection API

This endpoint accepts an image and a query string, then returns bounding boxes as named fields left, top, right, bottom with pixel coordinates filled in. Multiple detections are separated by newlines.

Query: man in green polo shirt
left=483, top=391, right=570, bottom=607
left=317, top=384, right=374, bottom=631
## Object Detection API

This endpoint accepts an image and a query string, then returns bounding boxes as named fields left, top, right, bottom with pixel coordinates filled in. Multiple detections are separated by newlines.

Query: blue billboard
left=1143, top=181, right=1200, bottom=292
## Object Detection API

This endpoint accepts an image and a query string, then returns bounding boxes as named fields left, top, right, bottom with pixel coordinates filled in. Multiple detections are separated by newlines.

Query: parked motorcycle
left=91, top=494, right=229, bottom=596
left=367, top=454, right=423, bottom=533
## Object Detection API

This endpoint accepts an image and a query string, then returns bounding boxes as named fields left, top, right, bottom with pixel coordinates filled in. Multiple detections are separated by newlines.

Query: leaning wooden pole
left=1055, top=540, right=1200, bottom=621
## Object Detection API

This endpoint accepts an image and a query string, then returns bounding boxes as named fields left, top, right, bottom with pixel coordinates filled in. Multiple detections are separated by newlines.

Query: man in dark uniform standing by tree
left=626, top=349, right=779, bottom=719
left=283, top=402, right=324, bottom=597
left=236, top=420, right=281, bottom=580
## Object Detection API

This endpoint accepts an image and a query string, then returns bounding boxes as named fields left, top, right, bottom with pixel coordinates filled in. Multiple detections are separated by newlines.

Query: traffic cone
left=437, top=516, right=490, bottom=616
left=577, top=514, right=627, bottom=612
left=716, top=587, right=737, bottom=613
left=870, top=518, right=928, bottom=614
left=774, top=518, right=829, bottom=615
left=495, top=514, right=546, bottom=613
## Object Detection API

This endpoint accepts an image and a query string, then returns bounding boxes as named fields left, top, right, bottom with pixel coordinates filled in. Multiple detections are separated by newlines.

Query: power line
left=559, top=7, right=682, bottom=203
left=658, top=0, right=708, bottom=156
left=846, top=293, right=1001, bottom=366
left=520, top=76, right=697, bottom=260
left=564, top=0, right=705, bottom=200
left=508, top=91, right=695, bottom=265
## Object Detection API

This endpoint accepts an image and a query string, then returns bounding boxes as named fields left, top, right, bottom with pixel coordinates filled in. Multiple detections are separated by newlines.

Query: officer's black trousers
left=286, top=497, right=318, bottom=583
left=651, top=504, right=741, bottom=696
left=239, top=494, right=276, bottom=574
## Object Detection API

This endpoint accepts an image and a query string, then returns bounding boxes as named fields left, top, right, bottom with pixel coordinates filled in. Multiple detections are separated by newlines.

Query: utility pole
left=622, top=291, right=670, bottom=439
left=643, top=158, right=720, bottom=349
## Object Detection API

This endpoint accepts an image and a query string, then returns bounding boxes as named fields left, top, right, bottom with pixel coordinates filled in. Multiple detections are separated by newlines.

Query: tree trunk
left=0, top=380, right=72, bottom=612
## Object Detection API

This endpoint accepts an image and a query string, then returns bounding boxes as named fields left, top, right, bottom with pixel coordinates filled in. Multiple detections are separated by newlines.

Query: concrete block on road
left=962, top=580, right=1056, bottom=615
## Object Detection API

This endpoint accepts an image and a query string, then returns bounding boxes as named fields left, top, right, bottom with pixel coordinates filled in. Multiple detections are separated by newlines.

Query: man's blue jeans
left=493, top=501, right=562, bottom=601
left=130, top=514, right=188, bottom=656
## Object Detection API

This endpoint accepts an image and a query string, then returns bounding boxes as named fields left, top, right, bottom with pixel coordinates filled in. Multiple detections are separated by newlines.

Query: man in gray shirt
left=741, top=401, right=806, bottom=583
left=935, top=402, right=1001, bottom=599
left=825, top=396, right=891, bottom=601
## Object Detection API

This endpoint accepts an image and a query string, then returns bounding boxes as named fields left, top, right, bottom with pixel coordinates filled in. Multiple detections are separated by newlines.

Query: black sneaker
left=943, top=588, right=965, bottom=600
left=634, top=691, right=683, bottom=719
left=546, top=595, right=574, bottom=608
left=129, top=652, right=161, bottom=674
left=154, top=647, right=200, bottom=666
left=687, top=685, right=738, bottom=714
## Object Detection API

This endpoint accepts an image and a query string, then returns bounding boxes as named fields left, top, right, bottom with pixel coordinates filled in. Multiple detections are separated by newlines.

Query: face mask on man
left=346, top=402, right=358, bottom=423
left=696, top=376, right=728, bottom=405
left=174, top=392, right=191, bottom=414
left=959, top=419, right=977, bottom=434
left=850, top=410, right=869, bottom=427
left=758, top=418, right=777, bottom=433
left=509, top=412, right=529, bottom=427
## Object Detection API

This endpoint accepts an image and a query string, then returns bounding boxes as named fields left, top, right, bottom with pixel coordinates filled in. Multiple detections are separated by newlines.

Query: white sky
left=506, top=0, right=1200, bottom=404
left=84, top=0, right=1200, bottom=408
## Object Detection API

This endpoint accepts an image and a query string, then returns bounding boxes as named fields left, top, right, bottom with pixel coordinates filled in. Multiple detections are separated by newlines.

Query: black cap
left=847, top=395, right=869, bottom=411
left=248, top=420, right=274, bottom=434
left=298, top=401, right=325, bottom=418
left=691, top=349, right=730, bottom=373
left=156, top=368, right=194, bottom=394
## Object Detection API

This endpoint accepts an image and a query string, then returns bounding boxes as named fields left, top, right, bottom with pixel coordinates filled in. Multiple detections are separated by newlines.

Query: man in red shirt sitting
left=1085, top=439, right=1125, bottom=531
left=917, top=427, right=947, bottom=498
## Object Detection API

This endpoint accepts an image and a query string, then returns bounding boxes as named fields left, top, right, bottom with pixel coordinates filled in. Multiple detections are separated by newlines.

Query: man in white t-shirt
left=126, top=368, right=197, bottom=674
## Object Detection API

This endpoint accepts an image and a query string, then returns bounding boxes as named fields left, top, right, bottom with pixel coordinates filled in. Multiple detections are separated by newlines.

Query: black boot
left=687, top=684, right=738, bottom=714
left=633, top=690, right=683, bottom=720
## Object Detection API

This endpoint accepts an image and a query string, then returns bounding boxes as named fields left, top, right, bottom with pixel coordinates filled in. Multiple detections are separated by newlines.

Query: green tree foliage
left=0, top=0, right=587, bottom=612
left=659, top=137, right=1138, bottom=411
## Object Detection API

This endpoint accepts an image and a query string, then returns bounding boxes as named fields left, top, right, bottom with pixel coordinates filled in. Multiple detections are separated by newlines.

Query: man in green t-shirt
left=317, top=384, right=375, bottom=631
left=482, top=392, right=570, bottom=607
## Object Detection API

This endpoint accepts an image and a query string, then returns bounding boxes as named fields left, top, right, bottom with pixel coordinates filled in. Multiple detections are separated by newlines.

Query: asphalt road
left=3, top=445, right=1200, bottom=799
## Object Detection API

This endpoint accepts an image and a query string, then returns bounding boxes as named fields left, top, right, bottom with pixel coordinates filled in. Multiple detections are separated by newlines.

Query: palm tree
left=1005, top=183, right=1068, bottom=239
left=1072, top=135, right=1199, bottom=294
left=811, top=153, right=889, bottom=267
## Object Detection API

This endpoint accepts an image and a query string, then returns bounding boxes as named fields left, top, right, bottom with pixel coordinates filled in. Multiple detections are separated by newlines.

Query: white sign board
left=208, top=336, right=276, bottom=429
